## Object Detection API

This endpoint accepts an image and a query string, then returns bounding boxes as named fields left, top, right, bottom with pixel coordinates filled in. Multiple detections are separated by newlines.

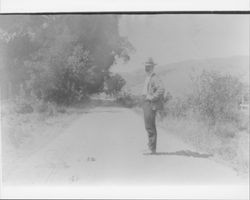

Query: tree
left=0, top=15, right=134, bottom=104
left=104, top=73, right=126, bottom=97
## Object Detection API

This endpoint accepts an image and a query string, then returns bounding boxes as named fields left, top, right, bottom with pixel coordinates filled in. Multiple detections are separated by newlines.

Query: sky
left=112, top=14, right=249, bottom=72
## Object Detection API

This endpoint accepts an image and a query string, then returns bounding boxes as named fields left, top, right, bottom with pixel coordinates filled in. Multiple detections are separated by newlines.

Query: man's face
left=145, top=65, right=154, bottom=75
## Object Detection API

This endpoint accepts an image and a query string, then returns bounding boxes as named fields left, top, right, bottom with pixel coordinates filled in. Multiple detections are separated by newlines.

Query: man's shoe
left=143, top=149, right=156, bottom=155
left=151, top=149, right=156, bottom=154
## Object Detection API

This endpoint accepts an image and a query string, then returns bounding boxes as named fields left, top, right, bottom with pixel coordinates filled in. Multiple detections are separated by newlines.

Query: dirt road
left=3, top=107, right=248, bottom=186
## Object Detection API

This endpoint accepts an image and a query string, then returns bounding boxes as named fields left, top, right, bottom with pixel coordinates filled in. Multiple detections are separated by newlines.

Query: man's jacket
left=145, top=73, right=165, bottom=110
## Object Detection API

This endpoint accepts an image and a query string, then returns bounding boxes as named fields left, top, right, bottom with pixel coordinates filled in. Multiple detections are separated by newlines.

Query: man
left=142, top=58, right=165, bottom=154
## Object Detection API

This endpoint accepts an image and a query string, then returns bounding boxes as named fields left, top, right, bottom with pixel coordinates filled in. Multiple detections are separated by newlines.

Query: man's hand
left=146, top=95, right=153, bottom=101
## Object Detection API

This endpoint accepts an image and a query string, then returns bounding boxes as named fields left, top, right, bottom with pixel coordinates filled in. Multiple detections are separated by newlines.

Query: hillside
left=121, top=56, right=249, bottom=97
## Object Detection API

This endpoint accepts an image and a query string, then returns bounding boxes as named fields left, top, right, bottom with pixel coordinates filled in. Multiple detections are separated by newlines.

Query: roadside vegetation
left=0, top=15, right=133, bottom=166
left=130, top=70, right=249, bottom=176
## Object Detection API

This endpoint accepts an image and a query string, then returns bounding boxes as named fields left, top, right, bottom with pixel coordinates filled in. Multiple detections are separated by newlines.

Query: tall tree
left=0, top=15, right=134, bottom=104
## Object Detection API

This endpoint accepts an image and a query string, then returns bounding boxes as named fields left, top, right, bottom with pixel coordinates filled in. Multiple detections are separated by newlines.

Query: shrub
left=15, top=103, right=33, bottom=114
left=191, top=70, right=243, bottom=125
left=56, top=106, right=67, bottom=113
left=104, top=73, right=126, bottom=97
left=213, top=122, right=238, bottom=138
left=116, top=91, right=139, bottom=108
left=163, top=96, right=191, bottom=118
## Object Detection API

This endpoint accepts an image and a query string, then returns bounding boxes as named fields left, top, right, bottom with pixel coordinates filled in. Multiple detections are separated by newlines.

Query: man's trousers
left=143, top=100, right=157, bottom=152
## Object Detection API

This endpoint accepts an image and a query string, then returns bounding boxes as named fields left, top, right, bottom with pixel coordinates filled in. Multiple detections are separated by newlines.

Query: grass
left=0, top=98, right=123, bottom=153
left=160, top=115, right=249, bottom=177
left=133, top=106, right=249, bottom=177
left=1, top=98, right=249, bottom=179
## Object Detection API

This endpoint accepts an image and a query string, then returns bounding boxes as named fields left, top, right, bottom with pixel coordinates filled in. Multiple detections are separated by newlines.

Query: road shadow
left=87, top=110, right=122, bottom=113
left=144, top=150, right=213, bottom=158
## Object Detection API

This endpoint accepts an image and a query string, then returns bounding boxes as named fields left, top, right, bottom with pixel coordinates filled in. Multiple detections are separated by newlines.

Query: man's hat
left=144, top=57, right=157, bottom=67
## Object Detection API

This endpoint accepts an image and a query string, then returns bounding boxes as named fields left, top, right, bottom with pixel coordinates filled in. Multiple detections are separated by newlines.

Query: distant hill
left=121, top=56, right=249, bottom=97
